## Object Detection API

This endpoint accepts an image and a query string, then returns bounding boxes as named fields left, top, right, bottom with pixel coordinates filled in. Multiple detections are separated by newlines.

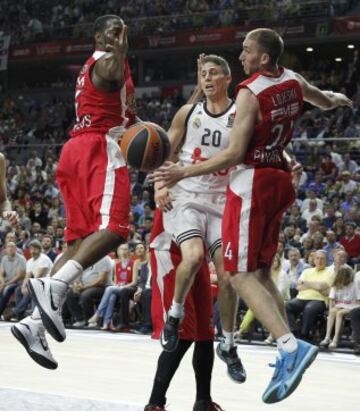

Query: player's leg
left=212, top=247, right=246, bottom=383
left=224, top=168, right=318, bottom=403
left=145, top=339, right=193, bottom=410
left=28, top=135, right=130, bottom=342
left=161, top=237, right=204, bottom=352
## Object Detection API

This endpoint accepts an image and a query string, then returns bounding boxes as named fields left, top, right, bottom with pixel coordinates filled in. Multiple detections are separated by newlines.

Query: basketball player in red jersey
left=11, top=15, right=136, bottom=369
left=153, top=28, right=352, bottom=403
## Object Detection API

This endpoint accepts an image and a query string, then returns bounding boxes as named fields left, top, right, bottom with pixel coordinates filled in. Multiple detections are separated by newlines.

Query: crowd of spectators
left=0, top=0, right=356, bottom=45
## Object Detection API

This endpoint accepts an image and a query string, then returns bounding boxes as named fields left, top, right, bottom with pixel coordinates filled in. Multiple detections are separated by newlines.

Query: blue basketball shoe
left=262, top=339, right=319, bottom=404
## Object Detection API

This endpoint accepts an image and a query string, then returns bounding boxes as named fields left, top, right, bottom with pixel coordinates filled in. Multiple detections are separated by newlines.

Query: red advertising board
left=334, top=16, right=360, bottom=34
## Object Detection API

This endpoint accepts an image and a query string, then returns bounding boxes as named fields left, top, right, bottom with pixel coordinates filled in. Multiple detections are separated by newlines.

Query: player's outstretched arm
left=93, top=24, right=128, bottom=85
left=154, top=104, right=193, bottom=211
left=152, top=88, right=258, bottom=188
left=295, top=72, right=353, bottom=111
left=0, top=154, right=18, bottom=227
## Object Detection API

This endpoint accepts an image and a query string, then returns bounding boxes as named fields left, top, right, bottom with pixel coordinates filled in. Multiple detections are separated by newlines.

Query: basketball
left=120, top=122, right=170, bottom=171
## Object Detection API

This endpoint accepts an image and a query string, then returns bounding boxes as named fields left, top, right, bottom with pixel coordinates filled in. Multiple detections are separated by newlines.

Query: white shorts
left=163, top=185, right=225, bottom=257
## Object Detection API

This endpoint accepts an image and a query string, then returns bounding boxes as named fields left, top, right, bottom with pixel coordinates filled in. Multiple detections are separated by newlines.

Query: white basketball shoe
left=28, top=277, right=68, bottom=342
left=11, top=316, right=58, bottom=369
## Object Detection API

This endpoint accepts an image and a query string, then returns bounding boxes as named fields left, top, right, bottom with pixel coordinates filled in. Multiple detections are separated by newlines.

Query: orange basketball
left=120, top=122, right=170, bottom=171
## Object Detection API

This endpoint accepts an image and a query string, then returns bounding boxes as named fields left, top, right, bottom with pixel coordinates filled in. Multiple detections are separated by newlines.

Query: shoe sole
left=216, top=345, right=247, bottom=384
left=28, top=281, right=65, bottom=343
left=11, top=326, right=57, bottom=370
left=263, top=345, right=319, bottom=404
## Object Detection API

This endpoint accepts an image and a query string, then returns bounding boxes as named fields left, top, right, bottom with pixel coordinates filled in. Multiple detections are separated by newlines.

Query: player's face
left=200, top=62, right=230, bottom=99
left=239, top=37, right=262, bottom=75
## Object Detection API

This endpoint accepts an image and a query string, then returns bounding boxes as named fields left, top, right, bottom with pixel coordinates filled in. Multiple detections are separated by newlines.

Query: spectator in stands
left=286, top=250, right=336, bottom=341
left=333, top=216, right=346, bottom=240
left=350, top=270, right=360, bottom=355
left=41, top=234, right=57, bottom=262
left=339, top=171, right=358, bottom=194
left=319, top=154, right=338, bottom=179
left=286, top=248, right=310, bottom=299
left=338, top=153, right=359, bottom=175
left=283, top=225, right=301, bottom=251
left=323, top=204, right=340, bottom=229
left=88, top=244, right=135, bottom=330
left=302, top=199, right=324, bottom=226
left=300, top=189, right=324, bottom=212
left=340, top=222, right=360, bottom=266
left=307, top=173, right=326, bottom=196
left=131, top=194, right=145, bottom=222
left=320, top=264, right=359, bottom=348
left=29, top=201, right=48, bottom=229
left=17, top=206, right=32, bottom=231
left=324, top=230, right=340, bottom=265
left=13, top=240, right=53, bottom=320
left=16, top=230, right=31, bottom=255
left=283, top=204, right=307, bottom=232
left=116, top=243, right=148, bottom=330
left=313, top=232, right=324, bottom=250
left=65, top=255, right=113, bottom=327
left=133, top=259, right=152, bottom=335
left=0, top=242, right=27, bottom=319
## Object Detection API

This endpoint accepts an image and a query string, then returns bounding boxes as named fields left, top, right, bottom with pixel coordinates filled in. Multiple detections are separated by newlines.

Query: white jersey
left=176, top=100, right=235, bottom=194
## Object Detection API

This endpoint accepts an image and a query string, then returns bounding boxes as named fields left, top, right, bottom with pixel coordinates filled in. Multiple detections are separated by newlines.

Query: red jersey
left=236, top=67, right=303, bottom=169
left=114, top=259, right=133, bottom=285
left=70, top=51, right=136, bottom=137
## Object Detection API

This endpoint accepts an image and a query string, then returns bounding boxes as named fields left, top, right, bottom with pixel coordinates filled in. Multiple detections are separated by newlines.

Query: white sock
left=221, top=330, right=234, bottom=351
left=53, top=260, right=83, bottom=285
left=31, top=307, right=41, bottom=321
left=168, top=300, right=184, bottom=319
left=277, top=333, right=298, bottom=353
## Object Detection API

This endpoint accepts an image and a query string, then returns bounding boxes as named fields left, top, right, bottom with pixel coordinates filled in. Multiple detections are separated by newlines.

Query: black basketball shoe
left=216, top=344, right=247, bottom=383
left=160, top=315, right=181, bottom=352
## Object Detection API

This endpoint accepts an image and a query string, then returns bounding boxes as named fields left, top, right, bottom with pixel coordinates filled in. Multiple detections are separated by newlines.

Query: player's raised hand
left=196, top=53, right=206, bottom=88
left=334, top=93, right=353, bottom=108
left=155, top=185, right=174, bottom=212
left=3, top=210, right=19, bottom=227
left=151, top=161, right=185, bottom=189
left=106, top=24, right=128, bottom=56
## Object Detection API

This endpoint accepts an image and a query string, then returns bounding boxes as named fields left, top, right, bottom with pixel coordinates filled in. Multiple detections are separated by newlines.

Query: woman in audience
left=88, top=243, right=139, bottom=330
left=320, top=265, right=360, bottom=348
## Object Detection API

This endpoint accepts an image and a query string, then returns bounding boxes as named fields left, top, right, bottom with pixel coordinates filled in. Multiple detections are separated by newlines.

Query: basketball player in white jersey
left=156, top=55, right=246, bottom=383
left=153, top=29, right=352, bottom=403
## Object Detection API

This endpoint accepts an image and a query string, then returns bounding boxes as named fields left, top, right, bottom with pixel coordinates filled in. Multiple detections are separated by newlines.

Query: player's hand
left=334, top=93, right=353, bottom=108
left=290, top=160, right=303, bottom=191
left=134, top=290, right=142, bottom=303
left=151, top=161, right=186, bottom=189
left=155, top=185, right=174, bottom=212
left=105, top=24, right=128, bottom=56
left=196, top=53, right=206, bottom=88
left=2, top=211, right=19, bottom=227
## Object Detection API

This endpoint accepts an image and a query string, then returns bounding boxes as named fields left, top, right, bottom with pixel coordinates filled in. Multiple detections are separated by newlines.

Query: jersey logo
left=192, top=117, right=202, bottom=129
left=226, top=113, right=235, bottom=128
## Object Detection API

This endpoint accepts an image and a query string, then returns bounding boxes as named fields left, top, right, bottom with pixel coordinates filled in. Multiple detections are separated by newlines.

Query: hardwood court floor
left=0, top=322, right=359, bottom=411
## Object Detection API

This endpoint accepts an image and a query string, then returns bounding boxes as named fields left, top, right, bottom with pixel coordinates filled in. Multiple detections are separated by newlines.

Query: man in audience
left=286, top=250, right=336, bottom=341
left=65, top=255, right=113, bottom=327
left=41, top=234, right=57, bottom=262
left=133, top=261, right=152, bottom=335
left=0, top=242, right=27, bottom=319
left=302, top=199, right=324, bottom=227
left=340, top=222, right=360, bottom=266
left=324, top=230, right=340, bottom=265
left=286, top=248, right=310, bottom=299
left=300, top=189, right=324, bottom=212
left=13, top=240, right=53, bottom=320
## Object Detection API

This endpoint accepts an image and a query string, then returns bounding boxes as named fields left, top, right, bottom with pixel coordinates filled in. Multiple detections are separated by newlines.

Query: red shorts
left=150, top=210, right=214, bottom=341
left=56, top=132, right=130, bottom=242
left=222, top=167, right=295, bottom=272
